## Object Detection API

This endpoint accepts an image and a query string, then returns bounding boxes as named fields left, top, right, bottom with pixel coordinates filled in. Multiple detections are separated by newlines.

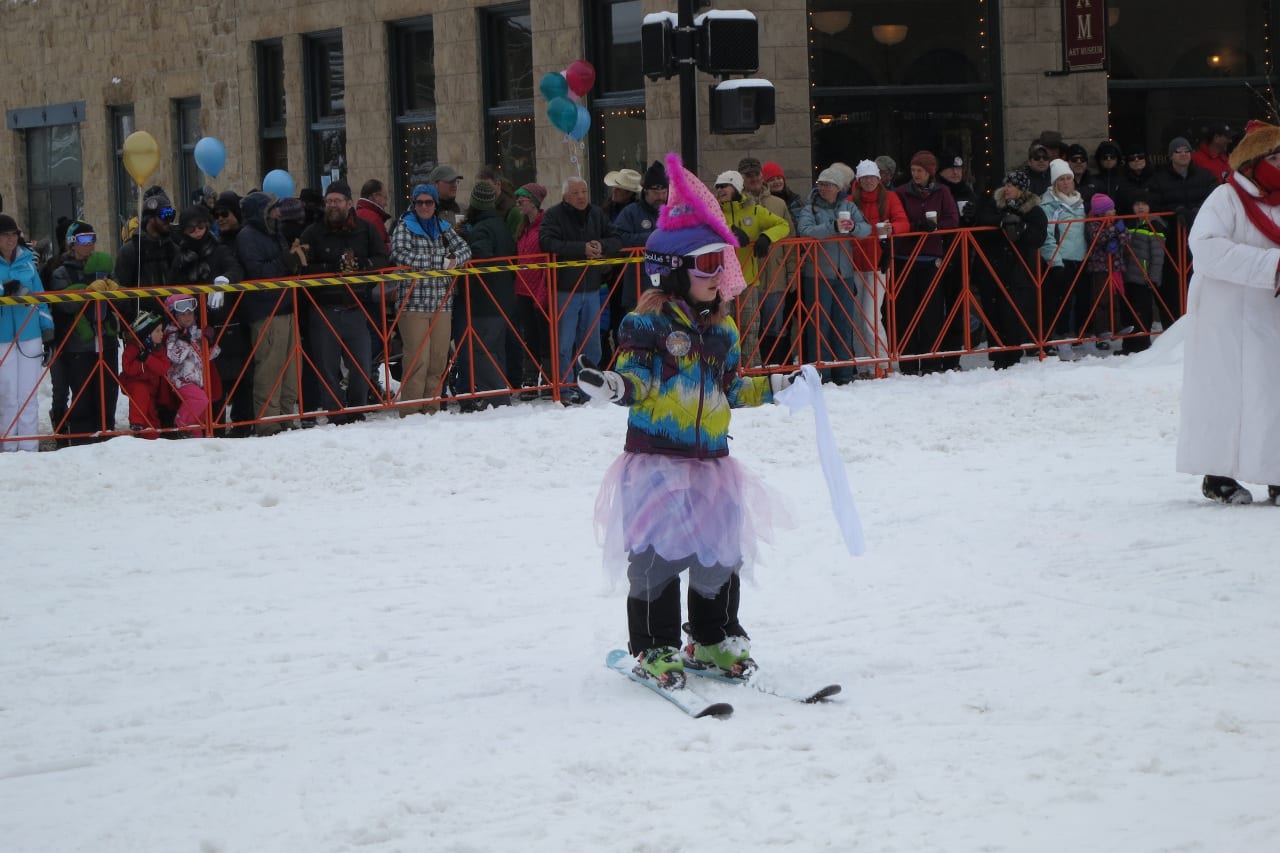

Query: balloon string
left=564, top=136, right=585, bottom=178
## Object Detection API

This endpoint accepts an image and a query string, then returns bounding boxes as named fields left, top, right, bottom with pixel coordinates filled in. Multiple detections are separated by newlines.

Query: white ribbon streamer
left=774, top=365, right=866, bottom=556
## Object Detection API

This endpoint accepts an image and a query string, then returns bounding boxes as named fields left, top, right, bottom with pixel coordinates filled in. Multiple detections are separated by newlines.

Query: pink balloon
left=565, top=60, right=596, bottom=97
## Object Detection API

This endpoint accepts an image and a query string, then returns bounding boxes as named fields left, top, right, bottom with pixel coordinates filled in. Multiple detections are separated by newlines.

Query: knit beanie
left=642, top=160, right=669, bottom=190
left=1003, top=170, right=1031, bottom=192
left=761, top=161, right=785, bottom=182
left=909, top=151, right=938, bottom=179
left=1167, top=136, right=1192, bottom=156
left=1089, top=194, right=1116, bottom=216
left=515, top=183, right=548, bottom=206
left=326, top=180, right=353, bottom=200
left=469, top=181, right=497, bottom=211
left=874, top=155, right=897, bottom=175
left=213, top=190, right=241, bottom=222
left=65, top=220, right=95, bottom=243
left=1048, top=158, right=1074, bottom=185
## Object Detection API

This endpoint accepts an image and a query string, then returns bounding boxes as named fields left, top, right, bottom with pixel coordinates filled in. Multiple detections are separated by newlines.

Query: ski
left=605, top=649, right=734, bottom=719
left=684, top=666, right=842, bottom=704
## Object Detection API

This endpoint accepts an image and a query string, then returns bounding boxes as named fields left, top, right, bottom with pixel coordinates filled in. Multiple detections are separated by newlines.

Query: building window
left=587, top=0, right=646, bottom=190
left=305, top=30, right=347, bottom=191
left=1106, top=0, right=1279, bottom=165
left=390, top=17, right=438, bottom=210
left=481, top=5, right=536, bottom=187
left=110, top=106, right=136, bottom=245
left=257, top=39, right=288, bottom=176
left=25, top=123, right=84, bottom=249
left=808, top=0, right=1000, bottom=192
left=174, top=96, right=202, bottom=206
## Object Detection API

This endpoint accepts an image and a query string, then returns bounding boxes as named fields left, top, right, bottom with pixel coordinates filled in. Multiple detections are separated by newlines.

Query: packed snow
left=4, top=326, right=1279, bottom=853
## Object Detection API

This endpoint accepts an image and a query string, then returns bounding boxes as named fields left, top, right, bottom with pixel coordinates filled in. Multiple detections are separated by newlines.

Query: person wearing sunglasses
left=298, top=179, right=390, bottom=424
left=114, top=189, right=179, bottom=315
left=1116, top=146, right=1155, bottom=214
left=0, top=212, right=54, bottom=451
left=1024, top=142, right=1054, bottom=196
left=1091, top=140, right=1126, bottom=203
left=47, top=221, right=124, bottom=443
left=577, top=152, right=800, bottom=691
left=170, top=205, right=249, bottom=434
left=1149, top=135, right=1218, bottom=324
left=388, top=183, right=472, bottom=416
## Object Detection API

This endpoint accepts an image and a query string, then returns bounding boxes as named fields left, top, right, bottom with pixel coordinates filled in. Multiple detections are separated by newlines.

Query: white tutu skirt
left=594, top=452, right=790, bottom=595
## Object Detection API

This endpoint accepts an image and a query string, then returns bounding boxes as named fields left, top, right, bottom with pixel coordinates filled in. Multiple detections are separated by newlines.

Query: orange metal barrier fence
left=0, top=218, right=1189, bottom=447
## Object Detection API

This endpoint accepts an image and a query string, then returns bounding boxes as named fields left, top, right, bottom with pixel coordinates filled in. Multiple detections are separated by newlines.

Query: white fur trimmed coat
left=1176, top=174, right=1280, bottom=485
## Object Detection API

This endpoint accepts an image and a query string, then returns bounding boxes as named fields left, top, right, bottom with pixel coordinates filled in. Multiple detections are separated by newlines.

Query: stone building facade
left=0, top=0, right=1270, bottom=250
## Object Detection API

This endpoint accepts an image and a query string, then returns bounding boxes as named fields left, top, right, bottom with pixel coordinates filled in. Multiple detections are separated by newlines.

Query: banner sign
left=1063, top=0, right=1106, bottom=71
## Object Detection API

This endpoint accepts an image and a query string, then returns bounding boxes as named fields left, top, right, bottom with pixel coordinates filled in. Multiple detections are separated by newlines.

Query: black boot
left=627, top=575, right=682, bottom=655
left=686, top=573, right=747, bottom=647
left=1268, top=485, right=1280, bottom=506
left=1202, top=475, right=1253, bottom=505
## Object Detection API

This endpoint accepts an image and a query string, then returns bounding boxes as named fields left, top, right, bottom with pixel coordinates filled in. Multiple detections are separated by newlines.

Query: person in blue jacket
left=0, top=214, right=54, bottom=451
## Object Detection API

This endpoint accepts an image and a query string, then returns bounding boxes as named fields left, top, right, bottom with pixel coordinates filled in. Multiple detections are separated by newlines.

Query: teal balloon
left=547, top=97, right=578, bottom=135
left=263, top=169, right=295, bottom=198
left=539, top=71, right=569, bottom=102
left=569, top=104, right=591, bottom=140
left=193, top=137, right=226, bottom=178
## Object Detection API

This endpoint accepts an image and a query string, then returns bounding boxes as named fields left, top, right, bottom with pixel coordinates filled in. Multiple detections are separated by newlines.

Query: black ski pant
left=626, top=547, right=747, bottom=655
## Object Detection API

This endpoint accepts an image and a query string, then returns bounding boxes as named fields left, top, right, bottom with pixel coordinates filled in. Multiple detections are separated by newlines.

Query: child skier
left=162, top=294, right=220, bottom=437
left=580, top=153, right=796, bottom=690
left=119, top=310, right=173, bottom=434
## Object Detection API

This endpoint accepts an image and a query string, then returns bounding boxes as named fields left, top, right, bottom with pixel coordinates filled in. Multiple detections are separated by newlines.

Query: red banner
left=1063, top=0, right=1106, bottom=71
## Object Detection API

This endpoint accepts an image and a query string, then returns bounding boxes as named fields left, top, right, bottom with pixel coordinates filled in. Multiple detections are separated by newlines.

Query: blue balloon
left=539, top=71, right=569, bottom=102
left=569, top=104, right=592, bottom=140
left=193, top=137, right=226, bottom=178
left=547, top=97, right=578, bottom=135
left=263, top=169, right=296, bottom=199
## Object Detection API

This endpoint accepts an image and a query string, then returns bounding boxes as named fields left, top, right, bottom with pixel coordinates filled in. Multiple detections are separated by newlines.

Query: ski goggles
left=72, top=232, right=97, bottom=246
left=684, top=248, right=726, bottom=278
left=169, top=296, right=198, bottom=314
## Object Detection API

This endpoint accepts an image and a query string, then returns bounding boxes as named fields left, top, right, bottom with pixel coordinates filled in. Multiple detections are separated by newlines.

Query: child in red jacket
left=119, top=311, right=172, bottom=435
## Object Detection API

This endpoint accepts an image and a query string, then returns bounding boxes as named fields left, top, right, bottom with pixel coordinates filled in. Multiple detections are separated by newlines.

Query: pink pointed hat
left=643, top=152, right=748, bottom=300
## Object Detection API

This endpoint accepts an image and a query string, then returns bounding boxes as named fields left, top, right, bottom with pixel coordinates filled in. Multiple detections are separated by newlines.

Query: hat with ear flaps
left=643, top=152, right=748, bottom=300
left=1228, top=119, right=1280, bottom=173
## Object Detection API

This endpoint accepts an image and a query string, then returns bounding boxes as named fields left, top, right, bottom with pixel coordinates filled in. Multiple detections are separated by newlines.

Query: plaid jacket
left=389, top=214, right=472, bottom=313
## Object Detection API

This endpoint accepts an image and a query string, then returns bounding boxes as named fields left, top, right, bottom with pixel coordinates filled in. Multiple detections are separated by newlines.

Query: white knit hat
left=714, top=170, right=744, bottom=193
left=1048, top=158, right=1073, bottom=184
left=854, top=159, right=880, bottom=180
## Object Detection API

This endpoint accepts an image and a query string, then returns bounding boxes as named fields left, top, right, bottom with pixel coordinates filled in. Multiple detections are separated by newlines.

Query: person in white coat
left=1, top=214, right=55, bottom=451
left=1176, top=119, right=1280, bottom=505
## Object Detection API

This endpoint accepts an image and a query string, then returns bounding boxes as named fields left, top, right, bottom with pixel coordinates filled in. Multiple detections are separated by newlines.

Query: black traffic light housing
left=709, top=80, right=775, bottom=134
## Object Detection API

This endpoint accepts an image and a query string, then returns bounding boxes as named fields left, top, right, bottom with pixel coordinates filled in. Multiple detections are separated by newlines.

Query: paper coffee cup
left=875, top=221, right=890, bottom=237
left=925, top=210, right=938, bottom=222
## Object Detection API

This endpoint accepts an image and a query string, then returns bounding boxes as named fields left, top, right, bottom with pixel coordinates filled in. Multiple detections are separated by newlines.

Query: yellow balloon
left=122, top=131, right=160, bottom=187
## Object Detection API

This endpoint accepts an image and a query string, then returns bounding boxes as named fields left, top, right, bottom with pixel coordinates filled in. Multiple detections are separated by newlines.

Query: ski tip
left=695, top=702, right=735, bottom=719
left=804, top=685, right=842, bottom=703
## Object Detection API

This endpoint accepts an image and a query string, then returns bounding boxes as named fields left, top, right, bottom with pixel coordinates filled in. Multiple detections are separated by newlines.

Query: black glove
left=914, top=218, right=938, bottom=233
left=177, top=327, right=192, bottom=343
left=177, top=249, right=200, bottom=269
left=3, top=279, right=20, bottom=297
left=731, top=226, right=750, bottom=247
left=1000, top=212, right=1026, bottom=241
left=753, top=233, right=772, bottom=259
left=575, top=355, right=625, bottom=403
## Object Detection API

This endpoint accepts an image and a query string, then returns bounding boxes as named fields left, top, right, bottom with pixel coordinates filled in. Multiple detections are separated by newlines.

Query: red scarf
left=1228, top=173, right=1280, bottom=246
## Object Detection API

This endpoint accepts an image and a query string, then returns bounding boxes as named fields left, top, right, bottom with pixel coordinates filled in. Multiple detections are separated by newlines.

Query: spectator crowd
left=0, top=121, right=1232, bottom=450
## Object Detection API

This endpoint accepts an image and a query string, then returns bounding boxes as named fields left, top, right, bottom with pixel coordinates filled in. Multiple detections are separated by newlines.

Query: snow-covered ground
left=4, top=328, right=1279, bottom=853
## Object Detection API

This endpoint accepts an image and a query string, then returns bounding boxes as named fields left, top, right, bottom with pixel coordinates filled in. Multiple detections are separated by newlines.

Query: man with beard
left=114, top=189, right=178, bottom=293
left=299, top=180, right=389, bottom=424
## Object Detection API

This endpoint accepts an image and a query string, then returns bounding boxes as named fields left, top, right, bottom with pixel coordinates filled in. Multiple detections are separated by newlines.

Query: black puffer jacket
left=236, top=191, right=293, bottom=322
left=300, top=212, right=390, bottom=307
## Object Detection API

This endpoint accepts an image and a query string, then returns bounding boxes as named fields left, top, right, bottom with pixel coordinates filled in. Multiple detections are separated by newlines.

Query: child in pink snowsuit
left=162, top=294, right=219, bottom=436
